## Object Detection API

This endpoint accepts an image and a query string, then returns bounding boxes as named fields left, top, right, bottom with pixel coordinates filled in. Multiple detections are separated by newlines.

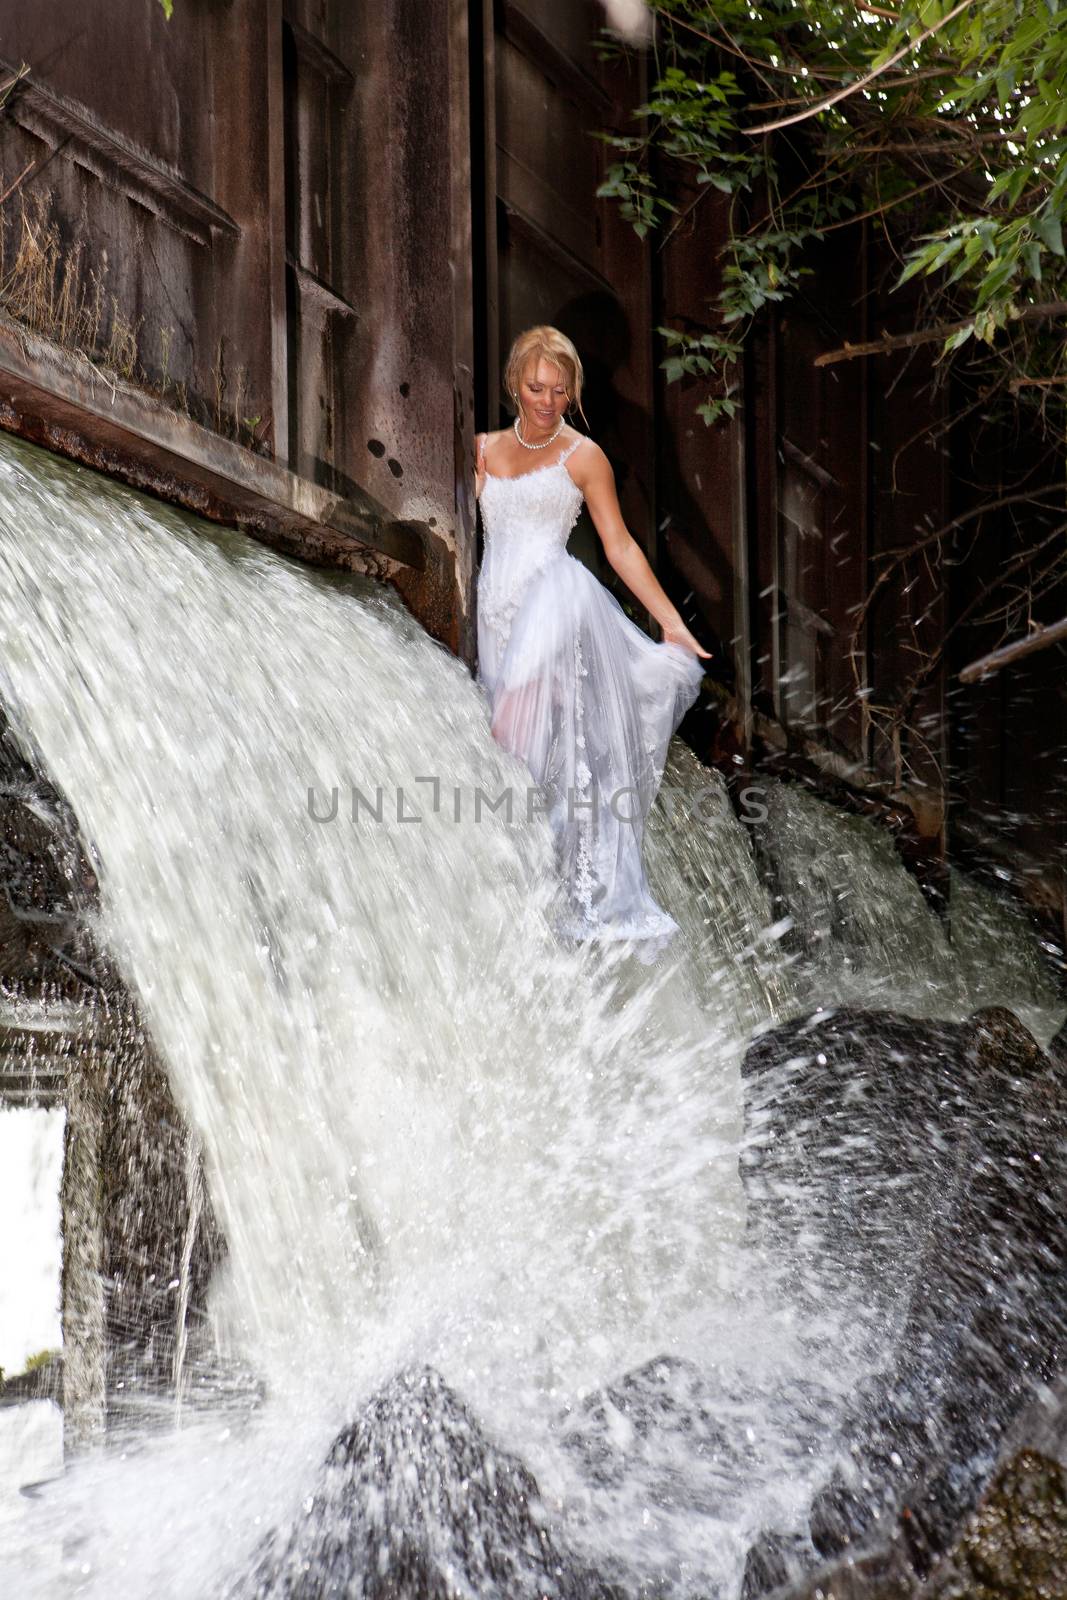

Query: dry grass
left=0, top=187, right=263, bottom=450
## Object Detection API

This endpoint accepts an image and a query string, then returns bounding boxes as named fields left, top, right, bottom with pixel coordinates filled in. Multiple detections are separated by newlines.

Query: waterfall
left=0, top=426, right=1062, bottom=1599
left=752, top=778, right=1065, bottom=1046
left=0, top=428, right=779, bottom=1596
left=172, top=1131, right=205, bottom=1425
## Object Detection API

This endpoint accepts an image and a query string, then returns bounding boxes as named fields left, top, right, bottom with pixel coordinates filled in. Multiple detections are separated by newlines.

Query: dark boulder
left=235, top=1366, right=624, bottom=1600
left=740, top=1530, right=817, bottom=1600
left=560, top=1351, right=834, bottom=1527
left=739, top=1003, right=1067, bottom=1596
left=776, top=1444, right=1067, bottom=1600
left=922, top=1447, right=1067, bottom=1600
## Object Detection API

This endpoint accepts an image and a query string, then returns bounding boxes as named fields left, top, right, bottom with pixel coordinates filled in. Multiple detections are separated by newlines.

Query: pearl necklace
left=514, top=415, right=565, bottom=450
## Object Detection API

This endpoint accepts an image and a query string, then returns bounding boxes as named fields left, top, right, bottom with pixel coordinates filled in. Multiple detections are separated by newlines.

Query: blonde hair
left=503, top=325, right=588, bottom=429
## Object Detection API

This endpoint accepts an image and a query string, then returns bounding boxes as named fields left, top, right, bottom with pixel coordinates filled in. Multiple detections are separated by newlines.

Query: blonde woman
left=475, top=325, right=710, bottom=958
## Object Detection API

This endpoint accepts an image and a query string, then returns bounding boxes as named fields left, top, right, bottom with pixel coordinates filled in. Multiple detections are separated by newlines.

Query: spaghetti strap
left=476, top=433, right=487, bottom=471
left=560, top=434, right=586, bottom=463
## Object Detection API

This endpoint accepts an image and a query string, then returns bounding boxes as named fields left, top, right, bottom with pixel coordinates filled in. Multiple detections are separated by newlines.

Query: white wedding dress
left=475, top=431, right=704, bottom=958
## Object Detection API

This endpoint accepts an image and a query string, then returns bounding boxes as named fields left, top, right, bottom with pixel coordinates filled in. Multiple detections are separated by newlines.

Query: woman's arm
left=475, top=432, right=487, bottom=499
left=575, top=441, right=711, bottom=660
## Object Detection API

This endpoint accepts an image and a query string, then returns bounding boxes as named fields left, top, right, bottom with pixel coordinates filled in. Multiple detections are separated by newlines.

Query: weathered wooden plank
left=0, top=315, right=425, bottom=571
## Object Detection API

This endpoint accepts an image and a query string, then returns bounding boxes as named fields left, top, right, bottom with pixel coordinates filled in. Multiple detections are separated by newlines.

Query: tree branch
left=739, top=0, right=974, bottom=136
left=959, top=614, right=1067, bottom=682
left=814, top=303, right=1067, bottom=365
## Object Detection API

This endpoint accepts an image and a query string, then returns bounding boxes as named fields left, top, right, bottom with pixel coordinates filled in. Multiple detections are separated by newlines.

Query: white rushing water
left=0, top=429, right=816, bottom=1597
left=752, top=778, right=1066, bottom=1045
left=0, top=428, right=1062, bottom=1599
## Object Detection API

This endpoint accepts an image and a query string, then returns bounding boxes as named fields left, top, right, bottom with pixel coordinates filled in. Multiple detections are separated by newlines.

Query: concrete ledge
left=0, top=315, right=427, bottom=576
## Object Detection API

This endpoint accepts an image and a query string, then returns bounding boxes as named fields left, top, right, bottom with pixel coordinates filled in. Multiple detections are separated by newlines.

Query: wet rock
left=561, top=1353, right=757, bottom=1504
left=780, top=1448, right=1067, bottom=1599
left=741, top=1529, right=816, bottom=1598
left=809, top=1473, right=873, bottom=1561
left=740, top=1003, right=1067, bottom=1596
left=1002, top=1370, right=1067, bottom=1466
left=236, top=1367, right=624, bottom=1600
left=922, top=1446, right=1067, bottom=1599
left=560, top=1352, right=834, bottom=1527
left=742, top=1006, right=990, bottom=1309
left=775, top=1545, right=917, bottom=1600
left=1048, top=1010, right=1067, bottom=1071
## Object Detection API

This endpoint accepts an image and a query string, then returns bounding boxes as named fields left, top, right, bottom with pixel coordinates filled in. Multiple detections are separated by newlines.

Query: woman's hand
left=662, top=617, right=712, bottom=660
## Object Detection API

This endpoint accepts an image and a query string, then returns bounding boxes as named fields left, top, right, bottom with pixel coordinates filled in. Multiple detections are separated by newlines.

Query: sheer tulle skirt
left=478, top=549, right=704, bottom=958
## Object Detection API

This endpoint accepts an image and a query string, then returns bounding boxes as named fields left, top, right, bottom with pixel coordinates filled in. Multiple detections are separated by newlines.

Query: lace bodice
left=476, top=435, right=587, bottom=659
left=478, top=437, right=586, bottom=544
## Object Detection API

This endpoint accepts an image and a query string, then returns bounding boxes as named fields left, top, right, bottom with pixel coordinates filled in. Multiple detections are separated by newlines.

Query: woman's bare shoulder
left=569, top=434, right=610, bottom=474
left=476, top=428, right=505, bottom=464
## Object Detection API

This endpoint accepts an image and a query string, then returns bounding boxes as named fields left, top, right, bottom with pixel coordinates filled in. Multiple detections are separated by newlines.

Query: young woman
left=475, top=325, right=710, bottom=957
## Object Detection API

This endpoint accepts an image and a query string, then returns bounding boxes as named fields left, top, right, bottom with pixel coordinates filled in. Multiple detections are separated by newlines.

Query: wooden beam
left=0, top=314, right=427, bottom=572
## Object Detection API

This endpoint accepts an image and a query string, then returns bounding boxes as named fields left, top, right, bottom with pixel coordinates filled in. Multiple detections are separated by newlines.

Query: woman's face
left=516, top=357, right=570, bottom=432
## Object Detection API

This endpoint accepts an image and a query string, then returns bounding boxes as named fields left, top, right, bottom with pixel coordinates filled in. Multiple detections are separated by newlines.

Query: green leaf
left=930, top=236, right=966, bottom=270
left=895, top=249, right=936, bottom=289
left=1033, top=211, right=1065, bottom=255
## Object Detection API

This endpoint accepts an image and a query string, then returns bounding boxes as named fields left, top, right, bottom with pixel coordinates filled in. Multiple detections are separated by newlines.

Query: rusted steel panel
left=495, top=40, right=601, bottom=268
left=488, top=0, right=658, bottom=633
left=0, top=1, right=282, bottom=452
left=946, top=396, right=1066, bottom=924
left=302, top=0, right=476, bottom=656
left=812, top=226, right=869, bottom=767
left=505, top=0, right=615, bottom=81
left=865, top=273, right=950, bottom=810
left=746, top=313, right=781, bottom=728
left=762, top=228, right=870, bottom=764
left=738, top=223, right=956, bottom=907
left=0, top=0, right=478, bottom=652
left=651, top=173, right=738, bottom=684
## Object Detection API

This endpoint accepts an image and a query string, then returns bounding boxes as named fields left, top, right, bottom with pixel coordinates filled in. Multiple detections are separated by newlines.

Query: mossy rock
left=924, top=1448, right=1067, bottom=1599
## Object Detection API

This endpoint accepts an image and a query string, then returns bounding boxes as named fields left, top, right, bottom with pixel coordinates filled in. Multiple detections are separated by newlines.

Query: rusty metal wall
left=736, top=218, right=1063, bottom=926
left=644, top=111, right=1062, bottom=923
left=281, top=0, right=478, bottom=655
left=0, top=0, right=282, bottom=447
left=652, top=173, right=740, bottom=690
left=0, top=0, right=477, bottom=656
left=946, top=401, right=1067, bottom=929
left=475, top=0, right=660, bottom=619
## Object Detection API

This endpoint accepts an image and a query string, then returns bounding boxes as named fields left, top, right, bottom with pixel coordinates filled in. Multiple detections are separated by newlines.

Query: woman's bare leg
left=490, top=679, right=541, bottom=753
